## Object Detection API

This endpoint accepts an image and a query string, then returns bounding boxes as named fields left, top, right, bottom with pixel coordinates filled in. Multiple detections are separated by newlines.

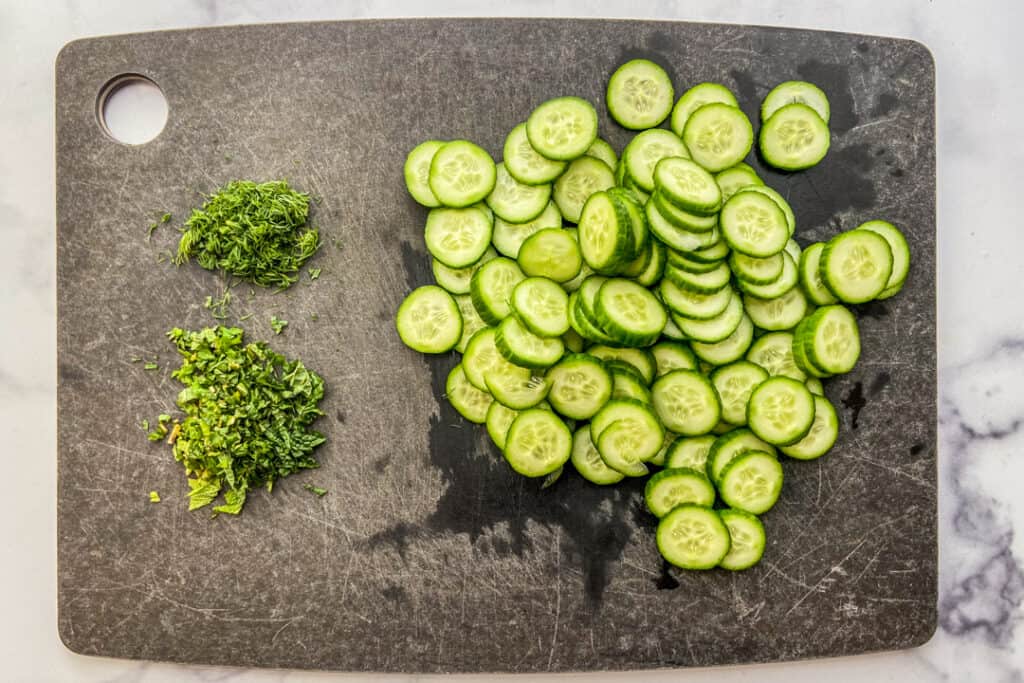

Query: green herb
left=239, top=313, right=254, bottom=321
left=308, top=267, right=321, bottom=281
left=147, top=414, right=172, bottom=441
left=131, top=356, right=142, bottom=363
left=174, top=180, right=321, bottom=289
left=140, top=419, right=150, bottom=432
left=270, top=315, right=288, bottom=334
left=144, top=362, right=159, bottom=371
left=161, top=213, right=172, bottom=223
left=304, top=484, right=328, bottom=497
left=149, top=491, right=161, bottom=503
left=158, top=326, right=325, bottom=515
left=203, top=289, right=232, bottom=320
left=157, top=249, right=173, bottom=264
left=147, top=222, right=159, bottom=241
left=310, top=312, right=319, bottom=322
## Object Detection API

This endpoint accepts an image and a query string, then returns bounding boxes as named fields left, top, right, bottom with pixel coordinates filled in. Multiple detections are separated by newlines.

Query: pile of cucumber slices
left=396, top=59, right=910, bottom=572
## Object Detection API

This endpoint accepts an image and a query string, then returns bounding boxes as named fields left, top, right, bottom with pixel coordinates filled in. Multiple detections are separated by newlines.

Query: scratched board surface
left=56, top=19, right=936, bottom=672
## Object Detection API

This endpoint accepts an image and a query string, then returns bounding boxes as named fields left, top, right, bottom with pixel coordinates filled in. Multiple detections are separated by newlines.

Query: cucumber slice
left=492, top=201, right=562, bottom=259
left=606, top=59, right=674, bottom=130
left=486, top=400, right=519, bottom=448
left=594, top=403, right=665, bottom=468
left=730, top=252, right=783, bottom=285
left=646, top=200, right=719, bottom=252
left=670, top=82, right=739, bottom=138
left=595, top=279, right=668, bottom=346
left=570, top=287, right=620, bottom=345
left=682, top=103, right=754, bottom=173
left=691, top=314, right=754, bottom=366
left=656, top=504, right=731, bottom=570
left=743, top=286, right=808, bottom=331
left=659, top=278, right=733, bottom=321
left=667, top=248, right=723, bottom=274
left=760, top=103, right=831, bottom=171
left=718, top=450, right=784, bottom=515
left=495, top=316, right=565, bottom=368
left=609, top=362, right=653, bottom=403
left=424, top=207, right=493, bottom=268
left=761, top=80, right=831, bottom=123
left=485, top=364, right=550, bottom=410
left=571, top=424, right=625, bottom=485
left=503, top=408, right=572, bottom=477
left=623, top=129, right=690, bottom=193
left=634, top=240, right=667, bottom=288
left=719, top=190, right=789, bottom=258
left=653, top=157, right=722, bottom=216
left=718, top=509, right=767, bottom=570
left=546, top=353, right=613, bottom=420
left=660, top=313, right=687, bottom=341
left=747, top=376, right=816, bottom=446
left=651, top=369, right=721, bottom=436
left=470, top=257, right=526, bottom=325
left=454, top=294, right=487, bottom=353
left=645, top=468, right=716, bottom=517
left=734, top=185, right=796, bottom=237
left=747, top=331, right=806, bottom=381
left=780, top=394, right=838, bottom=460
left=664, top=261, right=732, bottom=294
left=689, top=238, right=731, bottom=264
left=665, top=434, right=716, bottom=471
left=591, top=398, right=657, bottom=439
left=485, top=163, right=552, bottom=223
left=503, top=122, right=567, bottom=186
left=711, top=360, right=769, bottom=426
left=428, top=140, right=497, bottom=208
left=652, top=341, right=698, bottom=377
left=563, top=328, right=585, bottom=353
left=517, top=228, right=583, bottom=283
left=799, top=304, right=861, bottom=374
left=857, top=220, right=910, bottom=297
left=404, top=139, right=445, bottom=207
left=648, top=431, right=677, bottom=467
left=462, top=327, right=502, bottom=390
left=395, top=285, right=462, bottom=354
left=715, top=162, right=764, bottom=202
left=577, top=191, right=634, bottom=273
left=798, top=242, right=838, bottom=305
left=736, top=251, right=798, bottom=299
left=526, top=96, right=599, bottom=161
left=585, top=137, right=618, bottom=170
left=670, top=291, right=744, bottom=343
left=653, top=192, right=719, bottom=232
left=784, top=238, right=802, bottom=264
left=432, top=246, right=498, bottom=295
left=820, top=230, right=894, bottom=303
left=511, top=276, right=570, bottom=338
left=792, top=320, right=834, bottom=379
left=560, top=235, right=596, bottom=292
left=554, top=156, right=617, bottom=223
left=608, top=187, right=649, bottom=258
left=446, top=363, right=493, bottom=424
left=805, top=377, right=825, bottom=396
left=706, top=428, right=777, bottom=483
left=585, top=345, right=657, bottom=384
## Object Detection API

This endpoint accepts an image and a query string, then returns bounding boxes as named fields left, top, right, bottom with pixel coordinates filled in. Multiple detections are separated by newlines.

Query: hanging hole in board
left=97, top=74, right=168, bottom=145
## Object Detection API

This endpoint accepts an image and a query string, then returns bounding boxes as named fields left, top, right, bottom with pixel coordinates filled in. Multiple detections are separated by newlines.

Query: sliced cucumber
left=805, top=377, right=825, bottom=396
left=798, top=242, right=838, bottom=305
left=592, top=399, right=663, bottom=469
left=691, top=314, right=754, bottom=367
left=495, top=315, right=565, bottom=368
left=555, top=156, right=617, bottom=224
left=577, top=190, right=634, bottom=273
left=486, top=400, right=519, bottom=448
left=734, top=185, right=796, bottom=237
left=563, top=328, right=585, bottom=353
left=651, top=369, right=721, bottom=436
left=665, top=434, right=716, bottom=471
left=645, top=468, right=716, bottom=518
left=470, top=257, right=526, bottom=325
left=585, top=137, right=619, bottom=170
left=798, top=304, right=861, bottom=374
left=760, top=103, right=830, bottom=171
left=546, top=353, right=612, bottom=420
left=446, top=363, right=493, bottom=424
left=594, top=278, right=667, bottom=346
left=424, top=207, right=493, bottom=268
left=718, top=450, right=784, bottom=515
left=682, top=103, right=754, bottom=173
left=609, top=362, right=653, bottom=403
left=527, top=96, right=599, bottom=161
left=743, top=286, right=808, bottom=331
left=689, top=238, right=731, bottom=264
left=671, top=291, right=744, bottom=343
left=652, top=341, right=698, bottom=376
left=462, top=327, right=502, bottom=390
left=706, top=428, right=777, bottom=483
left=761, top=80, right=831, bottom=123
left=395, top=285, right=463, bottom=354
left=485, top=163, right=552, bottom=223
left=747, top=331, right=806, bottom=381
left=736, top=250, right=798, bottom=299
left=606, top=59, right=674, bottom=130
left=711, top=360, right=769, bottom=426
left=432, top=246, right=498, bottom=295
left=719, top=190, right=789, bottom=258
left=715, top=162, right=764, bottom=202
left=428, top=140, right=497, bottom=207
left=718, top=509, right=767, bottom=570
left=730, top=252, right=783, bottom=285
left=511, top=276, right=570, bottom=337
left=667, top=248, right=723, bottom=274
left=503, top=122, right=566, bottom=186
left=653, top=192, right=719, bottom=232
left=571, top=424, right=625, bottom=485
left=660, top=313, right=687, bottom=341
left=747, top=376, right=816, bottom=446
left=623, top=129, right=691, bottom=193
left=646, top=201, right=719, bottom=252
left=503, top=408, right=572, bottom=477
left=608, top=187, right=649, bottom=258
left=492, top=201, right=562, bottom=259
left=792, top=319, right=834, bottom=380
left=670, top=82, right=739, bottom=138
left=648, top=431, right=677, bottom=467
left=654, top=157, right=722, bottom=216
left=585, top=345, right=657, bottom=384
left=485, top=364, right=550, bottom=410
left=518, top=228, right=583, bottom=283
left=780, top=394, right=838, bottom=460
left=660, top=278, right=733, bottom=320
left=820, top=230, right=894, bottom=303
left=857, top=220, right=910, bottom=297
left=454, top=294, right=487, bottom=354
left=664, top=261, right=732, bottom=294
left=656, top=504, right=731, bottom=570
left=784, top=238, right=802, bottom=264
left=404, top=139, right=445, bottom=207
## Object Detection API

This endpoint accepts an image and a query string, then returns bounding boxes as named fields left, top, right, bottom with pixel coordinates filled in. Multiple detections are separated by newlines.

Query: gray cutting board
left=56, top=19, right=936, bottom=673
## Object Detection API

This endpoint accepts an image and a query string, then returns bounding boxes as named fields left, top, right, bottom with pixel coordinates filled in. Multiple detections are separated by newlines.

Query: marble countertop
left=5, top=1, right=1022, bottom=681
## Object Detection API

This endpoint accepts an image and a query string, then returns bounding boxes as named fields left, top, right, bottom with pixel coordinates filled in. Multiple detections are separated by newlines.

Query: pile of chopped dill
left=174, top=180, right=321, bottom=289
left=155, top=326, right=326, bottom=515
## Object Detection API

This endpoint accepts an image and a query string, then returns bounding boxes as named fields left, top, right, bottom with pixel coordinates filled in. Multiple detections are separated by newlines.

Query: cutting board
left=56, top=19, right=937, bottom=673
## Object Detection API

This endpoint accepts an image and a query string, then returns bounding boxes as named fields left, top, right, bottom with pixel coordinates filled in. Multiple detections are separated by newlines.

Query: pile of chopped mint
left=160, top=326, right=326, bottom=515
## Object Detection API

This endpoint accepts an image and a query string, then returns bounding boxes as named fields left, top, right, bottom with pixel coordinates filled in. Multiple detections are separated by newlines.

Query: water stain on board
left=842, top=382, right=867, bottom=429
left=795, top=60, right=858, bottom=133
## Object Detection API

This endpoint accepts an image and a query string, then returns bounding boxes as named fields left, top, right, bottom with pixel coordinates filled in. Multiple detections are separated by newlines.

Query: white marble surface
left=4, top=0, right=1022, bottom=680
